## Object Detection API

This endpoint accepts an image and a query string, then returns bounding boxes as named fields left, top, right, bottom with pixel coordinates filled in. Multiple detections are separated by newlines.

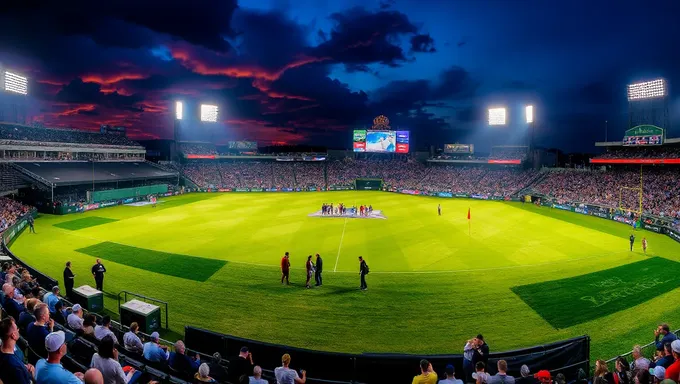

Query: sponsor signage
left=613, top=215, right=636, bottom=225
left=454, top=193, right=469, bottom=198
left=85, top=203, right=100, bottom=211
left=488, top=159, right=521, bottom=164
left=123, top=198, right=134, bottom=204
left=668, top=230, right=680, bottom=244
left=590, top=158, right=680, bottom=164
left=437, top=192, right=453, bottom=198
left=235, top=188, right=249, bottom=192
left=400, top=190, right=420, bottom=195
left=185, top=154, right=216, bottom=159
left=100, top=201, right=117, bottom=208
left=575, top=207, right=588, bottom=215
left=471, top=194, right=490, bottom=200
left=642, top=223, right=662, bottom=233
left=553, top=204, right=573, bottom=211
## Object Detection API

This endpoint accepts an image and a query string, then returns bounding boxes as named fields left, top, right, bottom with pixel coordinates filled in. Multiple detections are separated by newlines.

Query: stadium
left=0, top=5, right=680, bottom=382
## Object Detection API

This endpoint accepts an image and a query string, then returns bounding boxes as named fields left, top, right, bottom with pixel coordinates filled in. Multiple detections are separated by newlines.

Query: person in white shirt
left=632, top=344, right=651, bottom=371
left=90, top=335, right=139, bottom=384
left=123, top=322, right=144, bottom=354
left=274, top=353, right=306, bottom=384
left=250, top=365, right=269, bottom=384
left=94, top=316, right=118, bottom=344
left=67, top=304, right=84, bottom=331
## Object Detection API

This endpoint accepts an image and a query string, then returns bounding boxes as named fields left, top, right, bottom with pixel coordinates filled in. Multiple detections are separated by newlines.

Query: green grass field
left=10, top=191, right=680, bottom=360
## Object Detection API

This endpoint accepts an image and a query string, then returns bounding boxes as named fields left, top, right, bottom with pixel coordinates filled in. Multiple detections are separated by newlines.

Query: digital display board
left=622, top=125, right=664, bottom=146
left=444, top=144, right=474, bottom=154
left=353, top=130, right=409, bottom=153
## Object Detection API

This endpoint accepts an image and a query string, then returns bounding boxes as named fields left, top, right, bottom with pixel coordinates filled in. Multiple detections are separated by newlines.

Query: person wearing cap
left=43, top=286, right=61, bottom=314
left=651, top=366, right=666, bottom=384
left=123, top=322, right=144, bottom=354
left=656, top=324, right=678, bottom=352
left=67, top=304, right=84, bottom=331
left=229, top=346, right=255, bottom=383
left=26, top=303, right=54, bottom=363
left=439, top=364, right=463, bottom=384
left=143, top=332, right=168, bottom=362
left=63, top=261, right=75, bottom=299
left=413, top=359, right=438, bottom=384
left=534, top=370, right=551, bottom=384
left=207, top=352, right=227, bottom=383
left=95, top=316, right=118, bottom=344
left=489, top=360, right=515, bottom=384
left=664, top=340, right=680, bottom=381
left=0, top=317, right=35, bottom=384
left=35, top=330, right=84, bottom=383
left=274, top=353, right=306, bottom=384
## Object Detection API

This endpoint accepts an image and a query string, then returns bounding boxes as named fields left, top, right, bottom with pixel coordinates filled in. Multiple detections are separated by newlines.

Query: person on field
left=314, top=254, right=323, bottom=286
left=91, top=259, right=106, bottom=292
left=305, top=255, right=314, bottom=289
left=359, top=256, right=369, bottom=291
left=63, top=262, right=75, bottom=298
left=412, top=359, right=437, bottom=384
left=629, top=234, right=635, bottom=252
left=28, top=215, right=35, bottom=234
left=643, top=237, right=648, bottom=255
left=438, top=204, right=441, bottom=216
left=281, top=252, right=291, bottom=285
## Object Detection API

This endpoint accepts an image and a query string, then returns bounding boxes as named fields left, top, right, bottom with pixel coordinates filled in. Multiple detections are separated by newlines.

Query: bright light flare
left=175, top=101, right=183, bottom=120
left=525, top=105, right=534, bottom=124
left=627, top=79, right=666, bottom=101
left=4, top=71, right=28, bottom=95
left=200, top=104, right=218, bottom=122
left=488, top=107, right=506, bottom=126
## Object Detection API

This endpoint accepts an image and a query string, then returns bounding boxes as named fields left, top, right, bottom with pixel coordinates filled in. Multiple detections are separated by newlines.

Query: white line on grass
left=333, top=217, right=348, bottom=272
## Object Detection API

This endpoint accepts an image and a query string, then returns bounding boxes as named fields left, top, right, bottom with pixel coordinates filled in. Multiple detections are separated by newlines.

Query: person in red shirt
left=664, top=340, right=680, bottom=381
left=281, top=252, right=291, bottom=285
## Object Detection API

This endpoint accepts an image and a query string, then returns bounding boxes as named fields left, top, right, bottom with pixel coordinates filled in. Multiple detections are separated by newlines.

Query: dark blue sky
left=0, top=0, right=678, bottom=152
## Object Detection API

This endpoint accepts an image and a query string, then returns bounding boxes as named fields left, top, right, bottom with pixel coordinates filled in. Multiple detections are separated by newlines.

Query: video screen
left=353, top=130, right=409, bottom=153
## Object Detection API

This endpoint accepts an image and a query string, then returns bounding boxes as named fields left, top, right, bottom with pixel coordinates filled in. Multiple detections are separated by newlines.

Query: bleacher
left=0, top=122, right=142, bottom=148
left=14, top=161, right=177, bottom=186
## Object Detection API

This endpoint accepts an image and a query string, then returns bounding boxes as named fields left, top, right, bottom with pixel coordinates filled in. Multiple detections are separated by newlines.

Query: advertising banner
left=444, top=144, right=474, bottom=154
left=454, top=193, right=469, bottom=198
left=613, top=215, right=636, bottom=225
left=235, top=188, right=249, bottom=192
left=123, top=198, right=134, bottom=204
left=85, top=203, right=100, bottom=211
left=668, top=230, right=680, bottom=244
left=400, top=190, right=420, bottom=195
left=100, top=201, right=117, bottom=208
left=553, top=204, right=573, bottom=211
left=642, top=222, right=663, bottom=233
left=437, top=192, right=453, bottom=198
left=471, top=194, right=490, bottom=200
left=251, top=188, right=264, bottom=192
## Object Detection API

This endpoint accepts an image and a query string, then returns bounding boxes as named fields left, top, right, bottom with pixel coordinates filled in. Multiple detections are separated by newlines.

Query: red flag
left=467, top=208, right=471, bottom=220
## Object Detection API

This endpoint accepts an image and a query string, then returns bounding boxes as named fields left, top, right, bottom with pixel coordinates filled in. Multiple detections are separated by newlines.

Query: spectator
left=83, top=314, right=96, bottom=337
left=123, top=322, right=144, bottom=354
left=489, top=360, right=515, bottom=384
left=26, top=303, right=54, bottom=361
left=473, top=362, right=491, bottom=384
left=555, top=373, right=566, bottom=384
left=0, top=317, right=34, bottom=384
left=43, top=286, right=60, bottom=314
left=651, top=367, right=666, bottom=384
left=83, top=368, right=104, bottom=384
left=35, top=331, right=84, bottom=383
left=439, top=364, right=463, bottom=384
left=143, top=332, right=168, bottom=363
left=67, top=304, right=84, bottom=331
left=169, top=340, right=200, bottom=375
left=250, top=365, right=268, bottom=384
left=274, top=353, right=306, bottom=384
left=207, top=353, right=227, bottom=383
left=615, top=357, right=631, bottom=384
left=90, top=335, right=140, bottom=384
left=653, top=344, right=675, bottom=369
left=633, top=345, right=652, bottom=371
left=464, top=338, right=477, bottom=382
left=534, top=370, right=551, bottom=384
left=230, top=346, right=255, bottom=383
left=517, top=365, right=534, bottom=384
left=18, top=297, right=39, bottom=332
left=52, top=301, right=66, bottom=325
left=193, top=363, right=217, bottom=383
left=413, top=359, right=438, bottom=384
left=95, top=316, right=118, bottom=344
left=656, top=325, right=677, bottom=351
left=664, top=340, right=680, bottom=381
left=2, top=283, right=25, bottom=319
left=636, top=369, right=651, bottom=384
left=472, top=334, right=490, bottom=369
left=594, top=359, right=614, bottom=384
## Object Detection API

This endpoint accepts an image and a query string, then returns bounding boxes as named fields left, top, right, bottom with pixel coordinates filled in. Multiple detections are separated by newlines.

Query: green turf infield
left=511, top=257, right=680, bottom=329
left=10, top=191, right=680, bottom=360
left=53, top=216, right=119, bottom=230
left=75, top=241, right=227, bottom=282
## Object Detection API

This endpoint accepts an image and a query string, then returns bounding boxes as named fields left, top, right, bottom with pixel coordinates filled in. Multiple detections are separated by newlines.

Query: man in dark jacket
left=315, top=254, right=323, bottom=286
left=359, top=256, right=368, bottom=291
left=655, top=324, right=677, bottom=351
left=63, top=261, right=75, bottom=298
left=472, top=334, right=489, bottom=368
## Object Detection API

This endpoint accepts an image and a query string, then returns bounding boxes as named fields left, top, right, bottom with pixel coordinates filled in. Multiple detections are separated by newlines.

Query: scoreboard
left=353, top=130, right=409, bottom=153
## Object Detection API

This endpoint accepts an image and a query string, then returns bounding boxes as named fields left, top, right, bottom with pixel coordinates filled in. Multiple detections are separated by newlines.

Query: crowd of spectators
left=0, top=123, right=141, bottom=148
left=594, top=147, right=680, bottom=159
left=0, top=197, right=30, bottom=232
left=489, top=147, right=528, bottom=161
left=531, top=168, right=680, bottom=220
left=179, top=143, right=218, bottom=155
left=1, top=150, right=145, bottom=162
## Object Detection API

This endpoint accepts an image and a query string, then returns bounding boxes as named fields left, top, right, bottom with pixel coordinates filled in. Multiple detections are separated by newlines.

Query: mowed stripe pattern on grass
left=76, top=241, right=227, bottom=282
left=511, top=257, right=680, bottom=329
left=53, top=216, right=119, bottom=230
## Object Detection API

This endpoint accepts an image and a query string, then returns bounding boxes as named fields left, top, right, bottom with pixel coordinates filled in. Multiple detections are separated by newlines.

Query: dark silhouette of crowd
left=594, top=147, right=680, bottom=159
left=0, top=122, right=141, bottom=148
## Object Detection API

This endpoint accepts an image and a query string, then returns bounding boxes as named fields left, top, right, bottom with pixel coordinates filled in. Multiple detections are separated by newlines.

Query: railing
left=605, top=329, right=680, bottom=370
left=117, top=291, right=169, bottom=330
left=9, top=162, right=53, bottom=188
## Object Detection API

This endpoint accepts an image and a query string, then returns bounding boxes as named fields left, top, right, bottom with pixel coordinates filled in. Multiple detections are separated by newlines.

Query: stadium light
left=488, top=107, right=506, bottom=126
left=525, top=105, right=534, bottom=124
left=200, top=104, right=218, bottom=122
left=627, top=79, right=666, bottom=101
left=175, top=101, right=183, bottom=120
left=4, top=71, right=28, bottom=95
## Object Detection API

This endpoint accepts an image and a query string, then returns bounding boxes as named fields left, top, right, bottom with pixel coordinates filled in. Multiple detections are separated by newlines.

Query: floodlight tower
left=526, top=105, right=535, bottom=157
left=627, top=78, right=669, bottom=131
left=173, top=101, right=183, bottom=161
